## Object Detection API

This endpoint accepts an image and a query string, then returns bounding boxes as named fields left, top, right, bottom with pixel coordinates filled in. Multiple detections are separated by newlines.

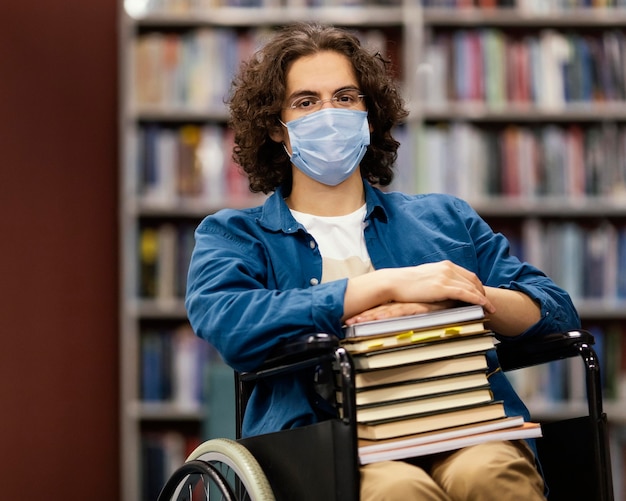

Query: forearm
left=343, top=270, right=394, bottom=321
left=484, top=286, right=541, bottom=337
left=343, top=263, right=495, bottom=323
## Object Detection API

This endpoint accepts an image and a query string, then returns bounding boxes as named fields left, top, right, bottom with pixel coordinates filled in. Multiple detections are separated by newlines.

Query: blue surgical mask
left=282, top=108, right=370, bottom=186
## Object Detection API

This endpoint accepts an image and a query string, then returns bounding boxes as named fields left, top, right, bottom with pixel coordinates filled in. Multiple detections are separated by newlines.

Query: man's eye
left=294, top=97, right=317, bottom=109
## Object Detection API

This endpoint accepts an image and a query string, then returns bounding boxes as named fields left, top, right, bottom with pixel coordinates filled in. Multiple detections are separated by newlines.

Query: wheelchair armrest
left=239, top=333, right=340, bottom=382
left=496, top=330, right=595, bottom=372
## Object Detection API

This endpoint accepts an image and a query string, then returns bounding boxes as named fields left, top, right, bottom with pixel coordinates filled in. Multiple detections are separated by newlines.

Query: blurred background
left=3, top=0, right=626, bottom=500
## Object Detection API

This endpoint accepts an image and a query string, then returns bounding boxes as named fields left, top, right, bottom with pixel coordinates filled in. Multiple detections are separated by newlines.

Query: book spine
left=420, top=28, right=626, bottom=109
left=409, top=122, right=626, bottom=200
left=140, top=325, right=211, bottom=406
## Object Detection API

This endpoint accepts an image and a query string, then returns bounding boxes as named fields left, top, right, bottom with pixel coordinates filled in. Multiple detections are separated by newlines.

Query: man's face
left=270, top=50, right=364, bottom=154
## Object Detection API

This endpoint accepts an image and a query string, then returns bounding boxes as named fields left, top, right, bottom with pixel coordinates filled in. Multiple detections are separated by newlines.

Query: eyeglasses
left=286, top=88, right=365, bottom=115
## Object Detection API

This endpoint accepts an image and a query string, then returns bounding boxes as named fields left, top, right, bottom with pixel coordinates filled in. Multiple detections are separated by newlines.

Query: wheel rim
left=186, top=438, right=275, bottom=501
left=166, top=460, right=237, bottom=501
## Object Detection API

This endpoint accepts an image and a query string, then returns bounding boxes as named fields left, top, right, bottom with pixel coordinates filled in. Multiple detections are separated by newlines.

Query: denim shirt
left=186, top=181, right=580, bottom=438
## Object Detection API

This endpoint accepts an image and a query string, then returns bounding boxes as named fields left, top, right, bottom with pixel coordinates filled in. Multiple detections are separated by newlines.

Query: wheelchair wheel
left=158, top=438, right=275, bottom=501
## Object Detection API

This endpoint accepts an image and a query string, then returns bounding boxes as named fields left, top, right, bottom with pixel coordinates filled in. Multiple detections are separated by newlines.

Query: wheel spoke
left=158, top=439, right=275, bottom=501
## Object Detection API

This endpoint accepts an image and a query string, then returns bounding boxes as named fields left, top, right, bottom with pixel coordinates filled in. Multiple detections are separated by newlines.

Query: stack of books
left=338, top=304, right=542, bottom=464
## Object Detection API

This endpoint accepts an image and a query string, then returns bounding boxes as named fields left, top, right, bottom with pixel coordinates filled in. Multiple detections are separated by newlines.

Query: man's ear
left=269, top=124, right=285, bottom=143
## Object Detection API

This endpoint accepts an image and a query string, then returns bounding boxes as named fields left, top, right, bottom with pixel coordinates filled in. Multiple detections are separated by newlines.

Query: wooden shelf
left=128, top=6, right=406, bottom=28
left=420, top=102, right=626, bottom=123
left=133, top=105, right=229, bottom=123
left=129, top=401, right=205, bottom=421
left=423, top=7, right=626, bottom=27
left=131, top=196, right=267, bottom=219
left=470, top=196, right=626, bottom=218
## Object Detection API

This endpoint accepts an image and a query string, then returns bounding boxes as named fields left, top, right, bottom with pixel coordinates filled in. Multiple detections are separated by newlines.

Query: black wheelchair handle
left=239, top=333, right=339, bottom=382
left=496, top=330, right=595, bottom=372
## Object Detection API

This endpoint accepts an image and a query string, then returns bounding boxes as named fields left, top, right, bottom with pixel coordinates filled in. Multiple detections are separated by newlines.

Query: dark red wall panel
left=0, top=1, right=119, bottom=499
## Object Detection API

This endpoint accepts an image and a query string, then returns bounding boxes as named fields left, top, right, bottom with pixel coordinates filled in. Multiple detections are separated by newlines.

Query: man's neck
left=286, top=171, right=365, bottom=216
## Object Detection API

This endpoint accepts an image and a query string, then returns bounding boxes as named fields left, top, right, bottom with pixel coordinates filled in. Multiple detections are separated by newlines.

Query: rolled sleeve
left=505, top=279, right=581, bottom=340
left=186, top=209, right=349, bottom=372
left=311, top=278, right=348, bottom=337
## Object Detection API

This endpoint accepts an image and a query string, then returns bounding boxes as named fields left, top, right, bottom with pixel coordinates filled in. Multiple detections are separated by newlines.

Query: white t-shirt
left=290, top=204, right=374, bottom=283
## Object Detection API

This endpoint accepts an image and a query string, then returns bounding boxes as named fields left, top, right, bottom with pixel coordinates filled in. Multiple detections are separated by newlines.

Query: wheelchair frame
left=496, top=330, right=613, bottom=501
left=159, top=330, right=614, bottom=501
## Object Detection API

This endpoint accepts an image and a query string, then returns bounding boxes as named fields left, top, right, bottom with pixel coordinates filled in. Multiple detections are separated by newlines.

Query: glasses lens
left=333, top=89, right=362, bottom=108
left=288, top=89, right=364, bottom=114
left=290, top=96, right=319, bottom=112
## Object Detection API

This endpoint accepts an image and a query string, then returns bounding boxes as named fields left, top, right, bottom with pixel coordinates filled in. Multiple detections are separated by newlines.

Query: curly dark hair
left=227, top=22, right=409, bottom=194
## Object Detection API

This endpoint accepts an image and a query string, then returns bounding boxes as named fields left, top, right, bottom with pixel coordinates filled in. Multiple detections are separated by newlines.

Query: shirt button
left=309, top=240, right=316, bottom=249
left=310, top=278, right=319, bottom=286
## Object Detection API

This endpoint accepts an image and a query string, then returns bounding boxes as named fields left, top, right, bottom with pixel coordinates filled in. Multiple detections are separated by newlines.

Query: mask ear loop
left=277, top=118, right=292, bottom=158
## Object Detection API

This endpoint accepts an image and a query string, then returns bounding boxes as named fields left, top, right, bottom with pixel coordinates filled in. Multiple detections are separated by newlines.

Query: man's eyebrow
left=286, top=85, right=360, bottom=100
left=286, top=89, right=319, bottom=100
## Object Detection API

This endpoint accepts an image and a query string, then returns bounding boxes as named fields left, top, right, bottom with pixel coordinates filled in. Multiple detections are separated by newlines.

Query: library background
left=6, top=0, right=626, bottom=500
left=121, top=0, right=626, bottom=499
left=125, top=0, right=626, bottom=500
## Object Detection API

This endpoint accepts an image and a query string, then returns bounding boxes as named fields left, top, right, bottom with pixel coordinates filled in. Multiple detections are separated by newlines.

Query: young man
left=186, top=22, right=580, bottom=500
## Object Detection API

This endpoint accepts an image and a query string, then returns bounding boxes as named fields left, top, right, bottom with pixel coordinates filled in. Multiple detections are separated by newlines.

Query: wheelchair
left=157, top=329, right=614, bottom=501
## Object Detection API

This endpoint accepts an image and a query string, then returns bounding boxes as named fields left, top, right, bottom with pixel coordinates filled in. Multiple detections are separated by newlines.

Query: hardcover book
left=348, top=353, right=489, bottom=388
left=356, top=401, right=507, bottom=441
left=358, top=417, right=541, bottom=464
left=350, top=332, right=496, bottom=371
left=337, top=370, right=490, bottom=406
left=342, top=320, right=488, bottom=354
left=343, top=304, right=486, bottom=339
left=349, top=386, right=494, bottom=423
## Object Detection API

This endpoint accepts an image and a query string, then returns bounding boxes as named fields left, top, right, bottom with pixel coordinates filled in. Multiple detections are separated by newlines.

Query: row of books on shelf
left=139, top=223, right=196, bottom=301
left=135, top=124, right=255, bottom=207
left=142, top=430, right=202, bottom=501
left=422, top=0, right=626, bottom=8
left=141, top=324, right=212, bottom=405
left=409, top=122, right=626, bottom=198
left=127, top=0, right=401, bottom=15
left=512, top=219, right=626, bottom=302
left=133, top=28, right=388, bottom=109
left=127, top=0, right=626, bottom=13
left=422, top=28, right=626, bottom=107
left=335, top=305, right=544, bottom=463
left=135, top=119, right=626, bottom=206
left=138, top=293, right=626, bottom=409
left=137, top=217, right=626, bottom=304
left=421, top=0, right=514, bottom=6
left=133, top=28, right=264, bottom=109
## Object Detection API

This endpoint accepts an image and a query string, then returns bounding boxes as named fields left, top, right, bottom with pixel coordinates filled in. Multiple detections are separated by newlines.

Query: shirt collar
left=363, top=181, right=388, bottom=223
left=257, top=180, right=388, bottom=233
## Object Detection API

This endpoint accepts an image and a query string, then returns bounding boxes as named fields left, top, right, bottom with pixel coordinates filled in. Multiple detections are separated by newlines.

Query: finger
left=438, top=261, right=486, bottom=295
left=437, top=283, right=495, bottom=314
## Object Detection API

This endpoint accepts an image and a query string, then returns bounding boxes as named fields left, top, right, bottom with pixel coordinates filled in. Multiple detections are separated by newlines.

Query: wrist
left=371, top=268, right=395, bottom=305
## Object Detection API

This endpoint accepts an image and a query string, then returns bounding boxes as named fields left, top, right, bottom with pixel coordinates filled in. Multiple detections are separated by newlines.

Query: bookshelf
left=119, top=1, right=417, bottom=500
left=119, top=1, right=626, bottom=499
left=409, top=5, right=626, bottom=498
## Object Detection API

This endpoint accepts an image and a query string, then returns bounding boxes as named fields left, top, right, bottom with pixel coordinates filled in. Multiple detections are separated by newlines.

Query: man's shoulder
left=381, top=189, right=469, bottom=210
left=197, top=204, right=264, bottom=232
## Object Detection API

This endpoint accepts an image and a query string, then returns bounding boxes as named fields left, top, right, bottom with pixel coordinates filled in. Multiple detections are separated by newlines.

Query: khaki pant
left=360, top=440, right=546, bottom=501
